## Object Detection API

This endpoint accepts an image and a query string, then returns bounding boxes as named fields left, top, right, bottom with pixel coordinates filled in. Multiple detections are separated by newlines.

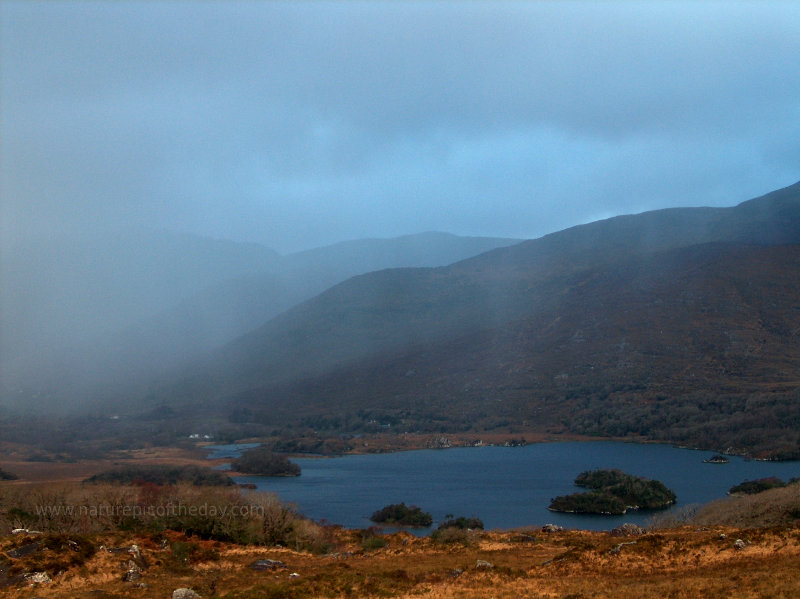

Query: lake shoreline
left=227, top=440, right=800, bottom=533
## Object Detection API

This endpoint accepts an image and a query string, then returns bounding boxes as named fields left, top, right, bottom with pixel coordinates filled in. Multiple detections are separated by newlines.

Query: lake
left=206, top=441, right=800, bottom=532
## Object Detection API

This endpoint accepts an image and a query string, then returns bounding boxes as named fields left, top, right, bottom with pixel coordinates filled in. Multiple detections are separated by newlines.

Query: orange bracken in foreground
left=2, top=525, right=800, bottom=598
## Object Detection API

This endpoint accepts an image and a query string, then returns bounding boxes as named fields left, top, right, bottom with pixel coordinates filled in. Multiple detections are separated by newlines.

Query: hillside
left=153, top=181, right=800, bottom=457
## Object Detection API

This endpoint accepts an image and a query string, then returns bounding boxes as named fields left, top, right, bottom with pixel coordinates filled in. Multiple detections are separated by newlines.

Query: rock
left=610, top=541, right=638, bottom=555
left=122, top=560, right=143, bottom=582
left=122, top=569, right=142, bottom=582
left=6, top=542, right=41, bottom=558
left=541, top=524, right=564, bottom=533
left=734, top=539, right=747, bottom=550
left=249, top=559, right=287, bottom=571
left=289, top=572, right=300, bottom=578
left=610, top=523, right=646, bottom=537
left=172, top=589, right=202, bottom=599
left=25, top=572, right=52, bottom=585
left=448, top=568, right=463, bottom=578
left=11, top=529, right=42, bottom=536
left=475, top=559, right=494, bottom=569
left=719, top=533, right=727, bottom=540
left=122, top=560, right=142, bottom=582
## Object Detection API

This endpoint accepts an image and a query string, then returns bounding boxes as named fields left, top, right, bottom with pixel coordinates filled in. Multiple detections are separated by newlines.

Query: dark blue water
left=205, top=443, right=260, bottom=460
left=214, top=442, right=800, bottom=532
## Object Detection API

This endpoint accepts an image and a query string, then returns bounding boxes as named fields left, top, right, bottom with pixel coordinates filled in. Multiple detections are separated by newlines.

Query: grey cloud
left=2, top=1, right=799, bottom=251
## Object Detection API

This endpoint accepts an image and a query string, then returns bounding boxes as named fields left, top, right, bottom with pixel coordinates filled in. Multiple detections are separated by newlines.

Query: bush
left=231, top=447, right=301, bottom=477
left=85, top=464, right=233, bottom=486
left=431, top=526, right=475, bottom=545
left=370, top=503, right=432, bottom=527
left=0, top=467, right=18, bottom=480
left=729, top=477, right=787, bottom=495
left=360, top=528, right=388, bottom=551
left=0, top=482, right=323, bottom=549
left=436, top=516, right=484, bottom=530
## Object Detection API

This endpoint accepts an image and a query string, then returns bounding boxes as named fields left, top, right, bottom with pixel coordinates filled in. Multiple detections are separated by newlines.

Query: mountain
left=0, top=231, right=518, bottom=411
left=156, top=181, right=800, bottom=457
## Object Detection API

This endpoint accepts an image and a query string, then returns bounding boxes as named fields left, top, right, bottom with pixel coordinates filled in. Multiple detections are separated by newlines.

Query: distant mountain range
left=0, top=231, right=518, bottom=410
left=148, top=181, right=800, bottom=457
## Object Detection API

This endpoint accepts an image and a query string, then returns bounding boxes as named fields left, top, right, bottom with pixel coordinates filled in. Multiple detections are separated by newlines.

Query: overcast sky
left=2, top=1, right=799, bottom=253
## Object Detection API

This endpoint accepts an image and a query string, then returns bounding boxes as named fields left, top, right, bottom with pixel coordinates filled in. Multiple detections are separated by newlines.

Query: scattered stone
left=25, top=572, right=52, bottom=585
left=734, top=539, right=747, bottom=550
left=129, top=546, right=148, bottom=570
left=6, top=542, right=41, bottom=558
left=123, top=569, right=142, bottom=583
left=541, top=524, right=564, bottom=533
left=609, top=541, right=638, bottom=555
left=475, top=559, right=494, bottom=569
left=123, top=561, right=143, bottom=582
left=249, top=559, right=287, bottom=571
left=610, top=523, right=646, bottom=537
left=172, top=589, right=202, bottom=599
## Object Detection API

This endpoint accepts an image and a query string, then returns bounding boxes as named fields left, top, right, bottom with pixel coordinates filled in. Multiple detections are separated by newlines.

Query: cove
left=215, top=441, right=800, bottom=532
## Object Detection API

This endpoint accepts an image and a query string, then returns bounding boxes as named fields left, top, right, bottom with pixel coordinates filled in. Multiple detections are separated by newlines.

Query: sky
left=2, top=1, right=800, bottom=254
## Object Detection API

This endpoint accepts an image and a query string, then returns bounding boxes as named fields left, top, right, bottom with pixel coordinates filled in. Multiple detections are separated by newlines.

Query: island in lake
left=548, top=469, right=677, bottom=515
left=230, top=446, right=301, bottom=477
left=703, top=454, right=730, bottom=464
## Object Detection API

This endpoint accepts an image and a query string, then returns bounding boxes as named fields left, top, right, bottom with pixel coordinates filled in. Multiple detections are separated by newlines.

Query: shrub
left=728, top=477, right=787, bottom=495
left=431, top=526, right=475, bottom=545
left=436, top=516, right=484, bottom=530
left=360, top=527, right=388, bottom=551
left=370, top=503, right=432, bottom=527
left=85, top=464, right=233, bottom=486
left=0, top=467, right=18, bottom=480
left=0, top=481, right=322, bottom=549
left=361, top=534, right=388, bottom=551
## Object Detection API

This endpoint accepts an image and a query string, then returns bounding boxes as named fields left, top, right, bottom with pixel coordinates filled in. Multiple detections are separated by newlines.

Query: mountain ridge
left=149, top=181, right=800, bottom=456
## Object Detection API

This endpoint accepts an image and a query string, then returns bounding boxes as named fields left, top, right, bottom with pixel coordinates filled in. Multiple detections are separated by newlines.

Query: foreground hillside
left=2, top=521, right=800, bottom=598
left=3, top=461, right=800, bottom=597
left=150, top=181, right=800, bottom=458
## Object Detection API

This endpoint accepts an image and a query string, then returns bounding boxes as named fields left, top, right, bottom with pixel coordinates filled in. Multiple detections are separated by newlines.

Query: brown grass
left=4, top=476, right=800, bottom=597
left=0, top=444, right=228, bottom=485
left=2, top=525, right=800, bottom=598
left=692, top=482, right=800, bottom=528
